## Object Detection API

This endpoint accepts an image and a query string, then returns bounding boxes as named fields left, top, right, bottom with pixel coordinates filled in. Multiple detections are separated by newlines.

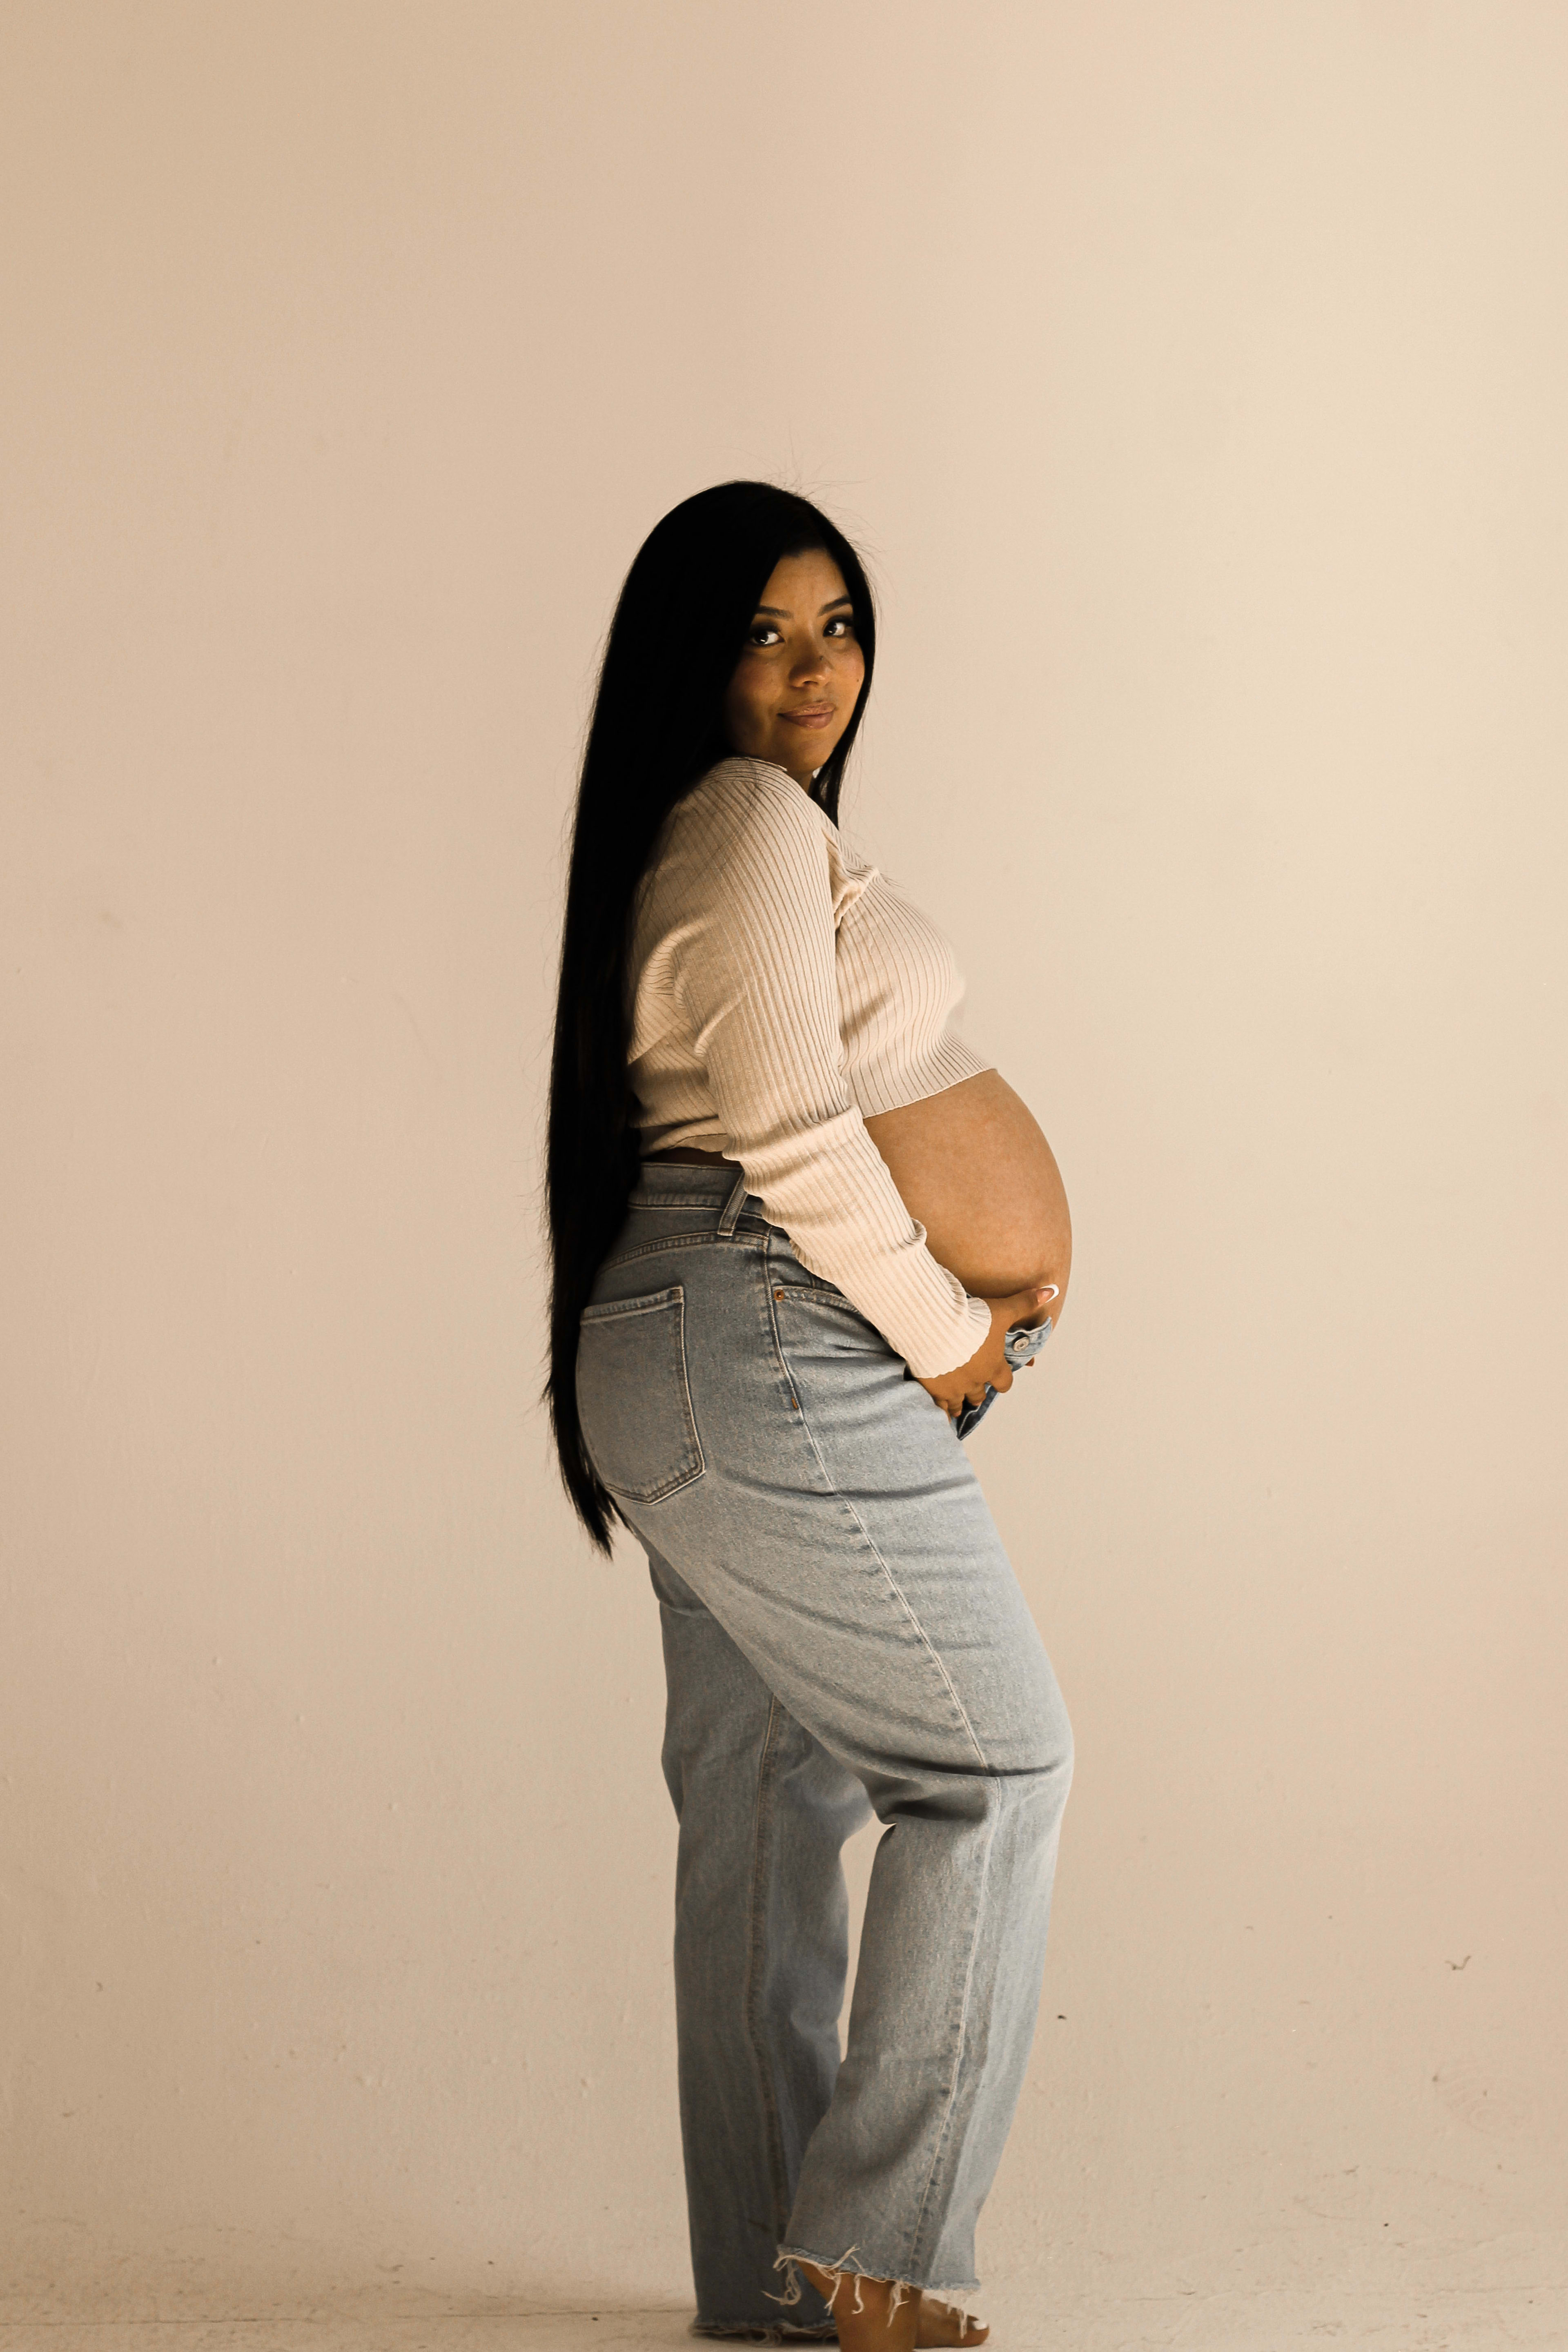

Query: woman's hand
left=914, top=1285, right=1058, bottom=1422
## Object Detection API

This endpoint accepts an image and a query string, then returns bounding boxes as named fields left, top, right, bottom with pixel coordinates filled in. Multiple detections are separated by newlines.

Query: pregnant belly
left=863, top=1070, right=1071, bottom=1303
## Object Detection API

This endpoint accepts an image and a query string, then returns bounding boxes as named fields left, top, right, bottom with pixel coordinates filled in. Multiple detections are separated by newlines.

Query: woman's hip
left=577, top=1215, right=1065, bottom=1783
left=578, top=1206, right=944, bottom=1529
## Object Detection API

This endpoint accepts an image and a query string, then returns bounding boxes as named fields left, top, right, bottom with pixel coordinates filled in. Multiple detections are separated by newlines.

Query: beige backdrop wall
left=3, top=5, right=1565, bottom=2346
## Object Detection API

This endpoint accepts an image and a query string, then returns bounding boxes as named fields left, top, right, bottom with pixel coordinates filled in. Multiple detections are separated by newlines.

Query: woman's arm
left=658, top=761, right=991, bottom=1378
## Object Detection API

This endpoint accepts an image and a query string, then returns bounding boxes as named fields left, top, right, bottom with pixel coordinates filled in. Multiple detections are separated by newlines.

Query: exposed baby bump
left=863, top=1070, right=1072, bottom=1303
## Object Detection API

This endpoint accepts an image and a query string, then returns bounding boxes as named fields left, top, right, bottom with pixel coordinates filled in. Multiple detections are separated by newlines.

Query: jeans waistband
left=628, top=1160, right=771, bottom=1231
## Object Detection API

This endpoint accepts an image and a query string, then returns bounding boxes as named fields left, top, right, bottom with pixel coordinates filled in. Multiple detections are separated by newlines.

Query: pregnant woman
left=546, top=483, right=1074, bottom=2349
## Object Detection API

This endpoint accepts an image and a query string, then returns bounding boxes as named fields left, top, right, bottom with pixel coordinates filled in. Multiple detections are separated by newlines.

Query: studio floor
left=7, top=2286, right=1568, bottom=2352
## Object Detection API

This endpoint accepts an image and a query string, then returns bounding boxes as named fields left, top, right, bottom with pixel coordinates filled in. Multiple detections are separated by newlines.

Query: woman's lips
left=781, top=706, right=834, bottom=728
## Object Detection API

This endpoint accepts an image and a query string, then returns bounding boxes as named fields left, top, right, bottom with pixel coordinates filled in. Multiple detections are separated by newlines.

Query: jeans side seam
left=743, top=1693, right=793, bottom=2233
left=796, top=1456, right=990, bottom=1775
left=766, top=1263, right=991, bottom=1776
left=906, top=1796, right=1002, bottom=2277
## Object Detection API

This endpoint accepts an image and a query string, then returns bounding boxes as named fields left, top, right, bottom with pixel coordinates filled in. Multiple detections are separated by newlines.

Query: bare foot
left=796, top=2260, right=921, bottom=2352
left=917, top=2296, right=989, bottom=2346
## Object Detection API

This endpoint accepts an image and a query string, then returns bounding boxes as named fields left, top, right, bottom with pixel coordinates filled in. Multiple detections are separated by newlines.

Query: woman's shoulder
left=678, top=754, right=834, bottom=845
left=643, top=758, right=834, bottom=898
left=637, top=757, right=871, bottom=955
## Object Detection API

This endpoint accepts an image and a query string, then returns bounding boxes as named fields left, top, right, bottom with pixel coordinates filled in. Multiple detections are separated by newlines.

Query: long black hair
left=546, top=481, right=878, bottom=1548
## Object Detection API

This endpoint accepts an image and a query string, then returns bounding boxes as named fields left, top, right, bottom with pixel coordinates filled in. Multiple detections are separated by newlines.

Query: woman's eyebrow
left=753, top=596, right=855, bottom=617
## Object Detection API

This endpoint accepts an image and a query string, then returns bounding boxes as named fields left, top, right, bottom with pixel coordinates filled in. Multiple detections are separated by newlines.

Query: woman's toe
left=915, top=2299, right=988, bottom=2347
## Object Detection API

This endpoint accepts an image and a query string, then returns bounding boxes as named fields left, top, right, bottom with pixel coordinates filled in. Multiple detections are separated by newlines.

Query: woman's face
left=722, top=549, right=866, bottom=787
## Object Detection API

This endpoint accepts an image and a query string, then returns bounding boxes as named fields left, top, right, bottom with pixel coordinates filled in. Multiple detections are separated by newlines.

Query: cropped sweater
left=626, top=756, right=994, bottom=1377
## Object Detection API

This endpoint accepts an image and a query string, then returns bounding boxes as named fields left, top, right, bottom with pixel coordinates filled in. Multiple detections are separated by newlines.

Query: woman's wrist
left=913, top=1283, right=1058, bottom=1419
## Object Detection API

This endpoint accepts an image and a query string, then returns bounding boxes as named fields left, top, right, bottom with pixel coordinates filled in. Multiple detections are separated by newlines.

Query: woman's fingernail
left=1040, top=1285, right=1059, bottom=1300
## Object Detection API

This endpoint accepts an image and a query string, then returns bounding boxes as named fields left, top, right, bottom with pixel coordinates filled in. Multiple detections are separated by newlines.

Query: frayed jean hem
left=773, top=2246, right=985, bottom=2316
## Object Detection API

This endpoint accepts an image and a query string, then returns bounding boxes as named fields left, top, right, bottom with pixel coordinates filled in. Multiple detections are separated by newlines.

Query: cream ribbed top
left=627, top=756, right=993, bottom=1376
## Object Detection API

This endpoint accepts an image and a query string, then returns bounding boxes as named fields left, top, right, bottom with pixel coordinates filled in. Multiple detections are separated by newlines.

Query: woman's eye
left=746, top=616, right=853, bottom=648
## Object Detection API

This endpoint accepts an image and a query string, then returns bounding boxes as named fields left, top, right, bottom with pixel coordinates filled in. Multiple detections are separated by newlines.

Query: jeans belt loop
left=716, top=1169, right=749, bottom=1237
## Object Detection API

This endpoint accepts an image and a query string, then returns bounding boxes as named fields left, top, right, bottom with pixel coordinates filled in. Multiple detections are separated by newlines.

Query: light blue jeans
left=576, top=1163, right=1073, bottom=2332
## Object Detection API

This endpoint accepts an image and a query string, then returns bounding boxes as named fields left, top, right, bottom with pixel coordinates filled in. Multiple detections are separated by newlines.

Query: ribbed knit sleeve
left=645, top=761, right=991, bottom=1378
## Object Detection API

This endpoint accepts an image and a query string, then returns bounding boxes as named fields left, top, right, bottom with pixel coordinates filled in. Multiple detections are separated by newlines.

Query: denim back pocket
left=577, top=1285, right=705, bottom=1503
